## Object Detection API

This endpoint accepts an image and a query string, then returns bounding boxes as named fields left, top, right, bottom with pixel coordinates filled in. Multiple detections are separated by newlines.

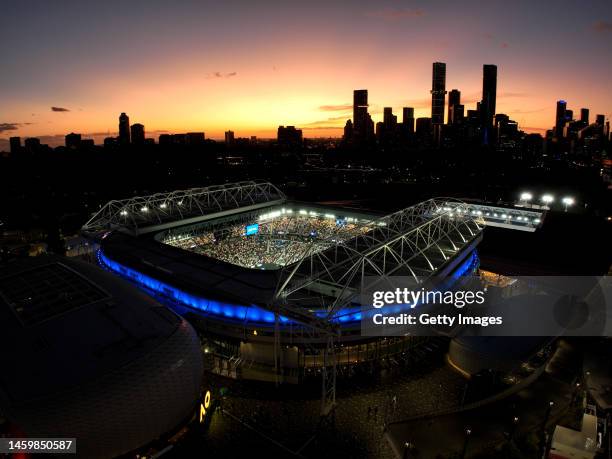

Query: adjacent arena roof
left=0, top=256, right=203, bottom=459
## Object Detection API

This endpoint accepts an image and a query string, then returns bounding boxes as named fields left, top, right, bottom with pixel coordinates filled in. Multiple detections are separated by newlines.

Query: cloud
left=593, top=21, right=612, bottom=32
left=521, top=126, right=548, bottom=133
left=512, top=107, right=546, bottom=114
left=365, top=8, right=424, bottom=21
left=499, top=92, right=528, bottom=98
left=319, top=104, right=352, bottom=112
left=207, top=71, right=238, bottom=79
left=302, top=115, right=350, bottom=128
left=301, top=126, right=345, bottom=131
left=0, top=123, right=20, bottom=133
left=51, top=106, right=70, bottom=112
left=0, top=122, right=34, bottom=133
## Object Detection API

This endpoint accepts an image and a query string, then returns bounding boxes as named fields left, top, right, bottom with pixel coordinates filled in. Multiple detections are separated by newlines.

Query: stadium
left=83, top=181, right=485, bottom=410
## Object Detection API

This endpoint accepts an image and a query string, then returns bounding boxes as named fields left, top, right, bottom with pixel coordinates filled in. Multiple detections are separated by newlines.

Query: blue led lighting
left=97, top=248, right=479, bottom=327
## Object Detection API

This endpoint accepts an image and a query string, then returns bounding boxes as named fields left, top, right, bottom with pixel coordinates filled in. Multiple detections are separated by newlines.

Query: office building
left=118, top=112, right=130, bottom=145
left=225, top=130, right=235, bottom=145
left=277, top=126, right=302, bottom=148
left=402, top=107, right=415, bottom=134
left=65, top=133, right=82, bottom=149
left=430, top=62, right=447, bottom=125
left=24, top=138, right=41, bottom=152
left=580, top=108, right=589, bottom=124
left=186, top=132, right=205, bottom=145
left=9, top=137, right=21, bottom=155
left=481, top=65, right=497, bottom=131
left=448, top=89, right=461, bottom=124
left=130, top=123, right=145, bottom=144
left=353, top=89, right=372, bottom=143
left=555, top=100, right=567, bottom=138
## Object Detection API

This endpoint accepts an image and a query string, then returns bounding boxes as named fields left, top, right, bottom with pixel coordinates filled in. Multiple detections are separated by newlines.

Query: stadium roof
left=82, top=180, right=286, bottom=236
left=98, top=196, right=484, bottom=330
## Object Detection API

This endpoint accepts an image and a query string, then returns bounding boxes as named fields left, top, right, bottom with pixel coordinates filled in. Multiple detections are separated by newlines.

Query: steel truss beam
left=82, top=181, right=286, bottom=236
left=274, top=198, right=483, bottom=318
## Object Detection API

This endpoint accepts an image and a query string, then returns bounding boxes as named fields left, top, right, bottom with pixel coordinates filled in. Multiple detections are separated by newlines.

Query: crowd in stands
left=165, top=215, right=370, bottom=269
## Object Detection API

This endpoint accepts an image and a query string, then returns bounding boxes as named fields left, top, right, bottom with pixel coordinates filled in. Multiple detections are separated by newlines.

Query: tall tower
left=580, top=108, right=589, bottom=124
left=448, top=89, right=461, bottom=124
left=402, top=107, right=415, bottom=134
left=481, top=65, right=497, bottom=128
left=131, top=123, right=145, bottom=144
left=9, top=137, right=21, bottom=155
left=353, top=89, right=370, bottom=143
left=555, top=100, right=567, bottom=138
left=119, top=112, right=130, bottom=145
left=430, top=62, right=447, bottom=125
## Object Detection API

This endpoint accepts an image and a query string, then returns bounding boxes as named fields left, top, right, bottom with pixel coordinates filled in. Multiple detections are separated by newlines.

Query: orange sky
left=1, top=1, right=611, bottom=146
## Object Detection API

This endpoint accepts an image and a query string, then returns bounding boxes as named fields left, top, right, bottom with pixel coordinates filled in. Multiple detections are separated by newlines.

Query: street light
left=562, top=197, right=574, bottom=212
left=520, top=192, right=533, bottom=202
left=509, top=416, right=520, bottom=441
left=461, top=426, right=472, bottom=459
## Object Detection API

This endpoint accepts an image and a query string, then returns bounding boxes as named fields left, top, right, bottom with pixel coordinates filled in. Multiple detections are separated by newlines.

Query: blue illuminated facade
left=97, top=249, right=479, bottom=327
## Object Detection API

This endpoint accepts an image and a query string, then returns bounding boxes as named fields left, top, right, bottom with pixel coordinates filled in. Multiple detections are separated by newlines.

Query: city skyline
left=1, top=0, right=612, bottom=147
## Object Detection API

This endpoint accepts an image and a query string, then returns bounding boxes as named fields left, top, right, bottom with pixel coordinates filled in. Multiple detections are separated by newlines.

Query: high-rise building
left=481, top=65, right=497, bottom=130
left=448, top=89, right=461, bottom=124
left=118, top=112, right=130, bottom=145
left=130, top=123, right=145, bottom=144
left=24, top=138, right=40, bottom=152
left=383, top=107, right=397, bottom=128
left=343, top=119, right=353, bottom=141
left=449, top=104, right=465, bottom=125
left=580, top=108, right=589, bottom=124
left=415, top=117, right=432, bottom=139
left=353, top=89, right=371, bottom=143
left=402, top=107, right=415, bottom=134
left=65, top=132, right=81, bottom=149
left=186, top=132, right=205, bottom=145
left=596, top=114, right=605, bottom=126
left=430, top=62, right=447, bottom=125
left=277, top=126, right=302, bottom=148
left=9, top=137, right=21, bottom=155
left=225, top=130, right=235, bottom=145
left=555, top=100, right=567, bottom=138
left=565, top=110, right=573, bottom=122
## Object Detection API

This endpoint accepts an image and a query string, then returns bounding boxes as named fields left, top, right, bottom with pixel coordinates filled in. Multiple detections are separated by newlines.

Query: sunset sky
left=1, top=0, right=611, bottom=147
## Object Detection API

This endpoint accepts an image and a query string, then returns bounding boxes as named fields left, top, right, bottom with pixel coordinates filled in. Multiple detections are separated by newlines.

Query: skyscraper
left=119, top=112, right=130, bottom=145
left=9, top=137, right=21, bottom=155
left=65, top=132, right=82, bottom=149
left=580, top=108, right=589, bottom=124
left=449, top=104, right=464, bottom=125
left=225, top=130, right=235, bottom=145
left=555, top=100, right=567, bottom=138
left=402, top=107, right=415, bottom=134
left=353, top=89, right=371, bottom=143
left=383, top=107, right=397, bottom=128
left=596, top=114, right=604, bottom=126
left=448, top=89, right=461, bottom=124
left=24, top=138, right=40, bottom=152
left=481, top=65, right=497, bottom=130
left=277, top=126, right=302, bottom=148
left=130, top=123, right=145, bottom=144
left=430, top=62, right=446, bottom=125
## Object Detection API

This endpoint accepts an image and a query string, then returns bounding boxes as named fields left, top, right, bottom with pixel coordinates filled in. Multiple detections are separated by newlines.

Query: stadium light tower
left=519, top=192, right=533, bottom=208
left=562, top=196, right=574, bottom=212
left=541, top=194, right=554, bottom=209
